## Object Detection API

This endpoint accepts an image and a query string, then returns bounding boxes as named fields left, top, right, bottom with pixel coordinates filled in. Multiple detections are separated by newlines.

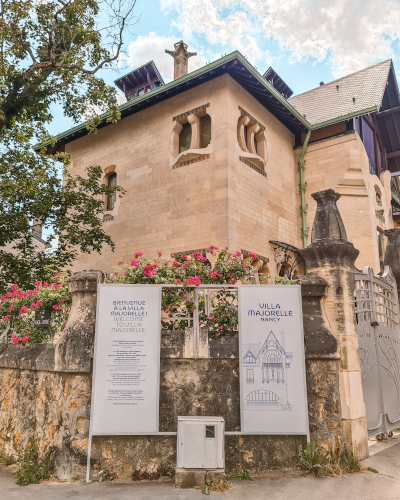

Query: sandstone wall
left=66, top=74, right=299, bottom=275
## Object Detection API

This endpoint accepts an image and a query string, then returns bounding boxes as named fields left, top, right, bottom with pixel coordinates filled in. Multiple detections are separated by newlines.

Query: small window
left=107, top=173, right=117, bottom=211
left=205, top=425, right=215, bottom=438
left=153, top=81, right=160, bottom=89
left=179, top=122, right=192, bottom=153
left=246, top=368, right=254, bottom=382
left=376, top=192, right=382, bottom=206
left=200, top=114, right=211, bottom=149
left=138, top=88, right=145, bottom=96
left=146, top=87, right=152, bottom=93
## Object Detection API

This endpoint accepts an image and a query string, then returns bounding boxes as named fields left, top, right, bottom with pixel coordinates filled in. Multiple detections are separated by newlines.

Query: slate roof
left=288, top=60, right=392, bottom=126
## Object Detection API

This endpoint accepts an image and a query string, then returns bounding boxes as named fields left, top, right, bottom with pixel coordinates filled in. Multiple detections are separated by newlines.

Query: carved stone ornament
left=311, top=189, right=348, bottom=242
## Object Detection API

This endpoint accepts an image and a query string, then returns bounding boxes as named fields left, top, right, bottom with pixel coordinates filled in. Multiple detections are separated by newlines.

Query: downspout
left=298, top=129, right=312, bottom=273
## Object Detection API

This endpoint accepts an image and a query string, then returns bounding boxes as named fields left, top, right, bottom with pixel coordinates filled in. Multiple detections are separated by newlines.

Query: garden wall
left=0, top=329, right=310, bottom=480
left=0, top=256, right=346, bottom=481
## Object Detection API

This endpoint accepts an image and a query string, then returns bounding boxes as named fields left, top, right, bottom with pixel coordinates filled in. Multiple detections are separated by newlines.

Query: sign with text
left=90, top=285, right=161, bottom=435
left=239, top=285, right=309, bottom=435
left=34, top=309, right=52, bottom=328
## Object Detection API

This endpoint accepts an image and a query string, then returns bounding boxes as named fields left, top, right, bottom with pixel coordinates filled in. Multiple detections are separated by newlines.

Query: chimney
left=165, top=40, right=197, bottom=80
left=31, top=218, right=42, bottom=239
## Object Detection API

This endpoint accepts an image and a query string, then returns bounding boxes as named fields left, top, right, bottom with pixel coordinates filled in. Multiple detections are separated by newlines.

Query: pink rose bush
left=0, top=273, right=71, bottom=345
left=106, top=247, right=258, bottom=338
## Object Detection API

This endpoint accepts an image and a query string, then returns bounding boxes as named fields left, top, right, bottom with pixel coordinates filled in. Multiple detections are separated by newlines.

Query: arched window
left=107, top=173, right=117, bottom=211
left=179, top=122, right=192, bottom=153
left=200, top=114, right=211, bottom=148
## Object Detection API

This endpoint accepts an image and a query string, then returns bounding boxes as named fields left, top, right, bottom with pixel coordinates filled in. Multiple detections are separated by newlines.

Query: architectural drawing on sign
left=242, top=331, right=293, bottom=411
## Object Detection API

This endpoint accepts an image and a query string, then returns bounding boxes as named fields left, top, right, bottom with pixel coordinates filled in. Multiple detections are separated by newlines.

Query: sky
left=50, top=0, right=400, bottom=137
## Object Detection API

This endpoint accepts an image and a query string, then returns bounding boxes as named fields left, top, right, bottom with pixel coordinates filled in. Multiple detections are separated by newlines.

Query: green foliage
left=15, top=420, right=55, bottom=486
left=367, top=466, right=378, bottom=473
left=0, top=0, right=135, bottom=292
left=201, top=484, right=210, bottom=495
left=230, top=468, right=254, bottom=481
left=342, top=447, right=362, bottom=473
left=297, top=442, right=329, bottom=475
left=0, top=453, right=14, bottom=466
left=298, top=442, right=364, bottom=476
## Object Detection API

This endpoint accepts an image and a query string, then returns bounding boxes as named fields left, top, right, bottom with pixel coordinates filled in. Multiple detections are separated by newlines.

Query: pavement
left=1, top=437, right=400, bottom=500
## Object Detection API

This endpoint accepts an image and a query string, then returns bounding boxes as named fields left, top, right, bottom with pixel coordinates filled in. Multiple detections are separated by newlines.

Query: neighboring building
left=3, top=221, right=50, bottom=257
left=43, top=41, right=400, bottom=275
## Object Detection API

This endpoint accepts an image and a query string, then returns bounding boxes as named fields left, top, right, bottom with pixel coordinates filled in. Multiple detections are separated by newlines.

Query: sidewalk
left=1, top=439, right=400, bottom=500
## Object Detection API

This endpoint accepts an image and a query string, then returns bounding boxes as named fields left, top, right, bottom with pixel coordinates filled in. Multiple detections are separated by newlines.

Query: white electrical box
left=177, top=416, right=225, bottom=469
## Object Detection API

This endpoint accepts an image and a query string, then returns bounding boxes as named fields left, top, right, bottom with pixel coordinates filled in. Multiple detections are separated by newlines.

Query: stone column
left=300, top=189, right=369, bottom=459
left=300, top=275, right=342, bottom=455
left=383, top=227, right=400, bottom=291
left=55, top=272, right=100, bottom=373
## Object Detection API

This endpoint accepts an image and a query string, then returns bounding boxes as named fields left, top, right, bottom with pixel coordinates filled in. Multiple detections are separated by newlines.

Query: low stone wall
left=0, top=265, right=349, bottom=480
left=0, top=347, right=91, bottom=479
left=0, top=330, right=307, bottom=480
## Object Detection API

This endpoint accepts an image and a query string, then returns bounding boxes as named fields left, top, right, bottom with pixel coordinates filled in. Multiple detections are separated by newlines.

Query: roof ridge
left=289, top=59, right=392, bottom=100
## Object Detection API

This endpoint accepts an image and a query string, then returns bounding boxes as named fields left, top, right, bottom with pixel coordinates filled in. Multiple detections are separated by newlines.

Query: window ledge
left=234, top=145, right=266, bottom=173
left=170, top=143, right=213, bottom=167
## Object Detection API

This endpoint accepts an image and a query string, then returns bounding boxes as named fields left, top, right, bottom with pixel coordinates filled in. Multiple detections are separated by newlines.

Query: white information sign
left=90, top=284, right=161, bottom=435
left=239, top=285, right=309, bottom=435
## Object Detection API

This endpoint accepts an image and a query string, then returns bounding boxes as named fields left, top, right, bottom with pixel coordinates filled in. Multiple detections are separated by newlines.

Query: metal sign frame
left=238, top=285, right=310, bottom=438
left=86, top=283, right=310, bottom=482
left=86, top=284, right=164, bottom=482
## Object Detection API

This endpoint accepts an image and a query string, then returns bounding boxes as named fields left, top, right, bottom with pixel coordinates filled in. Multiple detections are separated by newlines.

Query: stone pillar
left=383, top=227, right=400, bottom=291
left=300, top=189, right=369, bottom=459
left=300, top=275, right=342, bottom=455
left=165, top=40, right=197, bottom=80
left=55, top=272, right=100, bottom=373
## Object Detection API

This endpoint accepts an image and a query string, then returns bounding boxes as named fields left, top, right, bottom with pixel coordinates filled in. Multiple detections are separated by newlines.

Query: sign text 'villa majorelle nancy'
left=239, top=286, right=309, bottom=435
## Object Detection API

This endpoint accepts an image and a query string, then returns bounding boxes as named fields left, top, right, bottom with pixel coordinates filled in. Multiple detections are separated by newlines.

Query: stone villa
left=46, top=41, right=400, bottom=276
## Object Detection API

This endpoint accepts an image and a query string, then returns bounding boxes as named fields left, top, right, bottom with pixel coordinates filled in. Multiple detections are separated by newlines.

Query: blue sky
left=50, top=0, right=400, bottom=136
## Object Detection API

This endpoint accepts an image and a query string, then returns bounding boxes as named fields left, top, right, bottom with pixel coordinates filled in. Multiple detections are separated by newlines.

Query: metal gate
left=355, top=266, right=400, bottom=438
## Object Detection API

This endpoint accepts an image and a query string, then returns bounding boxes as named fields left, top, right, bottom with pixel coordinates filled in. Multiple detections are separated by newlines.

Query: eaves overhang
left=35, top=51, right=311, bottom=153
left=309, top=106, right=380, bottom=131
